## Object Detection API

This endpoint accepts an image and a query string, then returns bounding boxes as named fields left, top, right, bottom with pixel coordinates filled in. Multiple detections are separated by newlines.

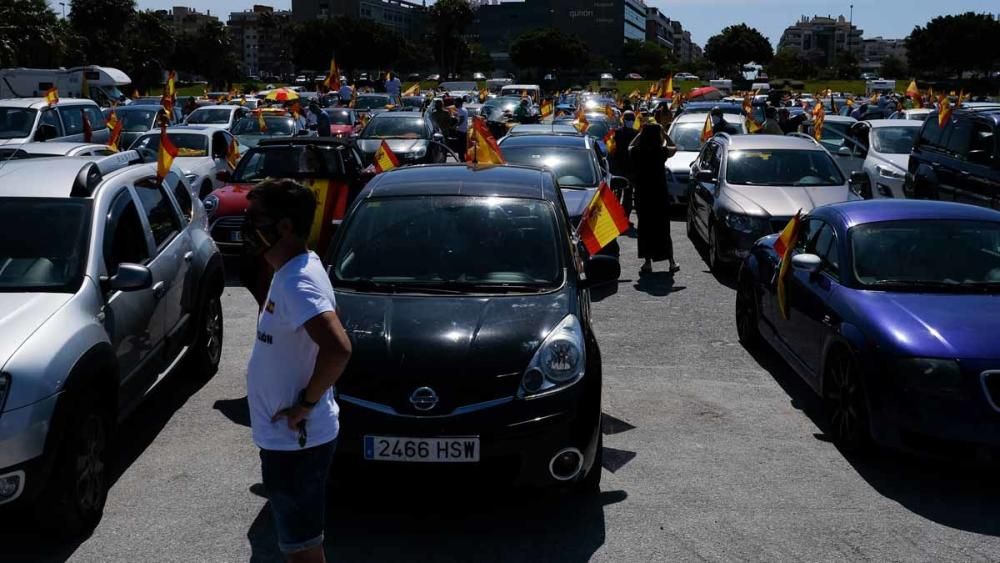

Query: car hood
left=330, top=125, right=354, bottom=135
left=871, top=151, right=909, bottom=172
left=0, top=138, right=29, bottom=146
left=665, top=151, right=699, bottom=173
left=335, top=290, right=571, bottom=414
left=357, top=138, right=428, bottom=155
left=723, top=184, right=853, bottom=218
left=0, top=292, right=73, bottom=373
left=210, top=183, right=254, bottom=217
left=845, top=291, right=1000, bottom=359
left=561, top=187, right=598, bottom=224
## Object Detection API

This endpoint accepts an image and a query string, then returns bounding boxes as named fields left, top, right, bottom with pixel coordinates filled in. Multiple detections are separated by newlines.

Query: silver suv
left=0, top=154, right=225, bottom=535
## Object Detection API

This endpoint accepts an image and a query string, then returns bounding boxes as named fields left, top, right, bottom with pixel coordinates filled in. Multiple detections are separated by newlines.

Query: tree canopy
left=428, top=0, right=475, bottom=77
left=906, top=12, right=1000, bottom=78
left=704, top=24, right=773, bottom=78
left=510, top=27, right=590, bottom=80
left=878, top=54, right=907, bottom=79
left=622, top=40, right=677, bottom=79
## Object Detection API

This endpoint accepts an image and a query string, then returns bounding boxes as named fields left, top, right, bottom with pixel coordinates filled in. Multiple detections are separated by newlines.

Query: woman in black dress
left=629, top=123, right=680, bottom=274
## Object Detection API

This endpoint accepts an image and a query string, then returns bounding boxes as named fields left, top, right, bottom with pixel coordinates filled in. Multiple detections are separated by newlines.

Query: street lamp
left=59, top=2, right=66, bottom=18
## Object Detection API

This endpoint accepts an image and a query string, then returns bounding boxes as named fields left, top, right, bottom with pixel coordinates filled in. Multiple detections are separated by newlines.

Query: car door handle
left=152, top=281, right=168, bottom=299
left=822, top=314, right=834, bottom=327
left=930, top=162, right=941, bottom=168
left=184, top=251, right=194, bottom=263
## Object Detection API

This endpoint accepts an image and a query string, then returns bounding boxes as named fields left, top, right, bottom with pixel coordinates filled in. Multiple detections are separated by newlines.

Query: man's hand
left=272, top=404, right=311, bottom=429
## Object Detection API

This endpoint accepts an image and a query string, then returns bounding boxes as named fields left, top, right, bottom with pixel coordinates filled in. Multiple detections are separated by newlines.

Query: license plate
left=229, top=231, right=242, bottom=242
left=364, top=436, right=479, bottom=462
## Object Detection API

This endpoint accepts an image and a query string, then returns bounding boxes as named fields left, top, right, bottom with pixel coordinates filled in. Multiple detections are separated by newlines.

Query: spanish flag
left=373, top=140, right=401, bottom=173
left=577, top=182, right=629, bottom=255
left=633, top=115, right=642, bottom=131
left=905, top=79, right=920, bottom=103
left=466, top=116, right=505, bottom=165
left=573, top=110, right=590, bottom=134
left=349, top=85, right=358, bottom=108
left=402, top=83, right=420, bottom=97
left=671, top=92, right=682, bottom=111
left=742, top=93, right=761, bottom=133
left=257, top=111, right=268, bottom=132
left=107, top=111, right=123, bottom=152
left=812, top=103, right=825, bottom=141
left=226, top=136, right=240, bottom=169
left=603, top=129, right=616, bottom=155
left=956, top=88, right=965, bottom=108
left=81, top=109, right=93, bottom=142
left=45, top=86, right=59, bottom=106
left=700, top=113, right=713, bottom=143
left=660, top=75, right=673, bottom=98
left=603, top=105, right=615, bottom=120
left=540, top=99, right=553, bottom=119
left=156, top=125, right=178, bottom=181
left=937, top=95, right=953, bottom=127
left=774, top=211, right=803, bottom=320
left=323, top=57, right=340, bottom=91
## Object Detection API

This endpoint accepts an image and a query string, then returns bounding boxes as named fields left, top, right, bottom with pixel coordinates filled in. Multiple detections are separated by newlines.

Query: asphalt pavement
left=3, top=216, right=1000, bottom=562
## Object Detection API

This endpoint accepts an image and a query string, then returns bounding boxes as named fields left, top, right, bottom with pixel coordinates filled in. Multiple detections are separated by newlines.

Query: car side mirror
left=432, top=132, right=445, bottom=142
left=609, top=176, right=629, bottom=193
left=791, top=253, right=822, bottom=275
left=34, top=123, right=58, bottom=142
left=582, top=255, right=621, bottom=289
left=837, top=146, right=852, bottom=156
left=104, top=263, right=153, bottom=292
left=695, top=169, right=715, bottom=183
left=849, top=170, right=873, bottom=199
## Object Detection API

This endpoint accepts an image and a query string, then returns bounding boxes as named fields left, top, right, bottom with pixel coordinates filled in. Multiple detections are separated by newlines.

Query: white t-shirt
left=246, top=252, right=340, bottom=451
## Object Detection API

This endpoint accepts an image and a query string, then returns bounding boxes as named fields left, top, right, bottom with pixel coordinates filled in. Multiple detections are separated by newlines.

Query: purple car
left=736, top=200, right=1000, bottom=455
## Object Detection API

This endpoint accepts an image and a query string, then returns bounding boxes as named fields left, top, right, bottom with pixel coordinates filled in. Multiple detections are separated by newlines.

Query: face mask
left=242, top=220, right=280, bottom=254
left=624, top=119, right=634, bottom=128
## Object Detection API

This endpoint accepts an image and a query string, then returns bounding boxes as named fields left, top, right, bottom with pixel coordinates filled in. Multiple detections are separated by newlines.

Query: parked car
left=0, top=154, right=224, bottom=535
left=182, top=105, right=250, bottom=131
left=325, top=164, right=619, bottom=490
left=829, top=120, right=922, bottom=199
left=736, top=200, right=1000, bottom=453
left=665, top=112, right=749, bottom=206
left=355, top=112, right=447, bottom=166
left=103, top=104, right=178, bottom=150
left=888, top=108, right=933, bottom=121
left=324, top=108, right=363, bottom=138
left=129, top=126, right=238, bottom=199
left=505, top=123, right=581, bottom=137
left=352, top=93, right=395, bottom=117
left=687, top=133, right=861, bottom=272
left=0, top=141, right=117, bottom=159
left=904, top=107, right=1000, bottom=209
left=0, top=98, right=109, bottom=146
left=230, top=111, right=305, bottom=149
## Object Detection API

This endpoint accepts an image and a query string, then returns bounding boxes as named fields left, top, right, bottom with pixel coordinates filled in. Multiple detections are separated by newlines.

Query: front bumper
left=714, top=225, right=766, bottom=263
left=334, top=380, right=601, bottom=488
left=0, top=392, right=61, bottom=505
left=209, top=215, right=245, bottom=255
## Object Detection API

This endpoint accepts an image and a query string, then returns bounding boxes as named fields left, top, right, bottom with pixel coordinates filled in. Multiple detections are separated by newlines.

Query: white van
left=710, top=79, right=733, bottom=94
left=500, top=84, right=541, bottom=102
left=0, top=66, right=131, bottom=106
left=865, top=79, right=897, bottom=95
left=0, top=98, right=110, bottom=146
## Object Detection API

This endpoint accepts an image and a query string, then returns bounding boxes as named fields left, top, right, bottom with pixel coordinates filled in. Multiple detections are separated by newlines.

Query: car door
left=785, top=221, right=841, bottom=380
left=691, top=141, right=721, bottom=237
left=101, top=188, right=159, bottom=409
left=35, top=106, right=64, bottom=141
left=131, top=176, right=189, bottom=377
left=962, top=119, right=1000, bottom=209
left=56, top=105, right=86, bottom=142
left=936, top=117, right=975, bottom=204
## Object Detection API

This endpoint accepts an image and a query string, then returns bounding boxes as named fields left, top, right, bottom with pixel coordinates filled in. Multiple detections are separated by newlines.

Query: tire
left=708, top=222, right=723, bottom=272
left=576, top=432, right=603, bottom=494
left=735, top=272, right=760, bottom=347
left=188, top=288, right=224, bottom=378
left=824, top=350, right=872, bottom=453
left=35, top=389, right=111, bottom=538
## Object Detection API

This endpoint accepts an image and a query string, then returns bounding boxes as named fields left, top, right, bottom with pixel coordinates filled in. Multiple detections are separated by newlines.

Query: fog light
left=0, top=471, right=24, bottom=504
left=521, top=368, right=544, bottom=393
left=549, top=448, right=584, bottom=481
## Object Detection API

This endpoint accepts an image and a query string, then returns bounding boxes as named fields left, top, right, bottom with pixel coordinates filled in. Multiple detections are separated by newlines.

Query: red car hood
left=330, top=124, right=355, bottom=135
left=212, top=183, right=254, bottom=217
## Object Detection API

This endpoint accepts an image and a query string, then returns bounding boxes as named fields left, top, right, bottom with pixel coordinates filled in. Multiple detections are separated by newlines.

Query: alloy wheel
left=825, top=353, right=869, bottom=450
left=74, top=414, right=107, bottom=514
left=204, top=297, right=223, bottom=365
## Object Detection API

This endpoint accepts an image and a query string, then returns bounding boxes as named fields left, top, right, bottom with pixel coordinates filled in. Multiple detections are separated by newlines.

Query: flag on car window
left=540, top=99, right=553, bottom=119
left=573, top=110, right=590, bottom=134
left=226, top=136, right=240, bottom=169
left=774, top=211, right=803, bottom=321
left=402, top=83, right=420, bottom=97
left=742, top=93, right=761, bottom=133
left=81, top=109, right=93, bottom=143
left=373, top=140, right=401, bottom=174
left=578, top=182, right=629, bottom=255
left=603, top=104, right=615, bottom=120
left=44, top=87, right=59, bottom=106
left=905, top=80, right=920, bottom=104
left=603, top=129, right=616, bottom=155
left=659, top=75, right=673, bottom=99
left=257, top=111, right=268, bottom=132
left=156, top=125, right=178, bottom=181
left=106, top=111, right=122, bottom=152
left=937, top=95, right=953, bottom=127
left=466, top=116, right=505, bottom=165
left=811, top=103, right=825, bottom=141
left=700, top=113, right=713, bottom=143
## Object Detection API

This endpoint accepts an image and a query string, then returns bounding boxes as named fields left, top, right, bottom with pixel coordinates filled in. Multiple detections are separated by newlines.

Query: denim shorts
left=259, top=438, right=337, bottom=554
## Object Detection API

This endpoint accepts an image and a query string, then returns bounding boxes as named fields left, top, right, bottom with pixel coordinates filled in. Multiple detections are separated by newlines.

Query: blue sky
left=49, top=0, right=999, bottom=46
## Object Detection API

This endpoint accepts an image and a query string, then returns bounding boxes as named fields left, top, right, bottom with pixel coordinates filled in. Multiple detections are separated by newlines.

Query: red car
left=325, top=108, right=363, bottom=138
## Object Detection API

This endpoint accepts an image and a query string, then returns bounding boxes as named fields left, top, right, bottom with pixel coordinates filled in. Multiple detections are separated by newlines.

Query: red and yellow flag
left=107, top=111, right=123, bottom=152
left=323, top=57, right=340, bottom=91
left=603, top=129, right=616, bottom=155
left=81, top=109, right=93, bottom=143
left=956, top=88, right=965, bottom=108
left=578, top=182, right=630, bottom=255
left=402, top=83, right=420, bottom=97
left=466, top=116, right=505, bottom=165
left=166, top=70, right=177, bottom=99
left=540, top=99, right=553, bottom=119
left=226, top=136, right=240, bottom=169
left=660, top=75, right=674, bottom=99
left=812, top=103, right=825, bottom=141
left=156, top=125, right=178, bottom=181
left=373, top=140, right=401, bottom=174
left=603, top=105, right=615, bottom=120
left=742, top=93, right=761, bottom=133
left=257, top=111, right=268, bottom=132
left=700, top=113, right=713, bottom=143
left=573, top=110, right=590, bottom=133
left=774, top=211, right=803, bottom=320
left=633, top=114, right=642, bottom=131
left=937, top=95, right=953, bottom=127
left=905, top=79, right=920, bottom=103
left=349, top=85, right=358, bottom=108
left=44, top=86, right=59, bottom=106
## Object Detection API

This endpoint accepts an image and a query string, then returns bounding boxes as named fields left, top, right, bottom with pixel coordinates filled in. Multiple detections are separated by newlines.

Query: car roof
left=824, top=115, right=857, bottom=124
left=673, top=112, right=748, bottom=124
left=255, top=136, right=355, bottom=148
left=0, top=156, right=142, bottom=198
left=723, top=134, right=824, bottom=151
left=368, top=112, right=425, bottom=119
left=866, top=119, right=922, bottom=128
left=498, top=133, right=591, bottom=149
left=191, top=105, right=240, bottom=111
left=365, top=164, right=557, bottom=200
left=114, top=104, right=164, bottom=111
left=819, top=199, right=1000, bottom=229
left=508, top=124, right=581, bottom=136
left=0, top=98, right=95, bottom=109
left=12, top=142, right=109, bottom=154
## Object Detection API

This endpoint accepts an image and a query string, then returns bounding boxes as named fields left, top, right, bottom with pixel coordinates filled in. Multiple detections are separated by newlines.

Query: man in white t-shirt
left=242, top=179, right=352, bottom=562
left=453, top=98, right=469, bottom=161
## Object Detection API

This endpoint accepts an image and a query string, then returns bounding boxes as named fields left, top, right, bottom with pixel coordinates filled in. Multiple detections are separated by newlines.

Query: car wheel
left=36, top=390, right=110, bottom=537
left=735, top=272, right=760, bottom=346
left=575, top=432, right=602, bottom=494
left=824, top=350, right=871, bottom=453
left=188, top=289, right=224, bottom=378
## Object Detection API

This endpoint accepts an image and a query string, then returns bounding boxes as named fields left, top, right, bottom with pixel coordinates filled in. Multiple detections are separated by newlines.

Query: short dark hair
left=246, top=179, right=316, bottom=238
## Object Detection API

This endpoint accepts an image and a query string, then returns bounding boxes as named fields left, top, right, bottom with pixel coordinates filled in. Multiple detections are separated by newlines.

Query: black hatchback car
left=905, top=107, right=1000, bottom=208
left=325, top=164, right=620, bottom=490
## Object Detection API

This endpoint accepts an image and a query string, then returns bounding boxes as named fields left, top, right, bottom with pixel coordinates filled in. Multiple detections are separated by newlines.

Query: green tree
left=181, top=21, right=241, bottom=89
left=622, top=39, right=676, bottom=79
left=290, top=17, right=404, bottom=77
left=466, top=42, right=494, bottom=74
left=68, top=0, right=136, bottom=68
left=0, top=0, right=70, bottom=67
left=428, top=0, right=475, bottom=76
left=510, top=27, right=589, bottom=81
left=907, top=13, right=1000, bottom=78
left=766, top=48, right=814, bottom=79
left=704, top=24, right=773, bottom=78
left=125, top=10, right=175, bottom=92
left=832, top=50, right=860, bottom=80
left=879, top=54, right=907, bottom=79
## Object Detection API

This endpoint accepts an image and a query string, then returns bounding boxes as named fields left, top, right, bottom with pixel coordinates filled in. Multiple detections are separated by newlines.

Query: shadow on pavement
left=0, top=367, right=215, bottom=563
left=214, top=396, right=252, bottom=427
left=634, top=271, right=686, bottom=296
left=744, top=341, right=1000, bottom=537
left=247, top=484, right=625, bottom=563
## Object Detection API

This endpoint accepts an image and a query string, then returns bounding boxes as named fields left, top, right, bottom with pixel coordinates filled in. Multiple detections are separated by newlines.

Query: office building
left=290, top=0, right=427, bottom=39
left=228, top=5, right=295, bottom=79
left=861, top=37, right=908, bottom=74
left=778, top=15, right=863, bottom=67
left=645, top=7, right=673, bottom=51
left=154, top=6, right=220, bottom=35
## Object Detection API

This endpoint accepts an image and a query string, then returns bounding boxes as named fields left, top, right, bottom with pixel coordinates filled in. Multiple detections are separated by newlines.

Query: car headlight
left=203, top=194, right=219, bottom=216
left=410, top=146, right=428, bottom=159
left=519, top=315, right=586, bottom=397
left=876, top=165, right=905, bottom=180
left=893, top=358, right=962, bottom=389
left=723, top=212, right=770, bottom=234
left=0, top=372, right=10, bottom=412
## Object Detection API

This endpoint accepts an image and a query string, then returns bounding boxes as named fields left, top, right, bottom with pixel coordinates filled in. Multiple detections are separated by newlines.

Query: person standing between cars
left=513, top=97, right=532, bottom=122
left=384, top=72, right=402, bottom=103
left=629, top=124, right=679, bottom=275
left=654, top=103, right=673, bottom=129
left=778, top=108, right=806, bottom=134
left=310, top=102, right=331, bottom=137
left=429, top=99, right=456, bottom=136
left=182, top=97, right=198, bottom=120
left=710, top=107, right=739, bottom=136
left=337, top=83, right=352, bottom=106
left=612, top=110, right=640, bottom=221
left=453, top=98, right=469, bottom=161
left=759, top=107, right=784, bottom=135
left=244, top=179, right=352, bottom=563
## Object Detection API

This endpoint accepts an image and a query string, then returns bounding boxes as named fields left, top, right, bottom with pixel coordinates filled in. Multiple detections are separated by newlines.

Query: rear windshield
left=186, top=108, right=232, bottom=125
left=361, top=117, right=427, bottom=139
left=0, top=199, right=91, bottom=292
left=354, top=95, right=392, bottom=111
left=232, top=116, right=295, bottom=136
left=871, top=126, right=919, bottom=154
left=726, top=149, right=844, bottom=186
left=233, top=145, right=343, bottom=182
left=117, top=109, right=158, bottom=132
left=131, top=133, right=208, bottom=156
left=500, top=146, right=597, bottom=188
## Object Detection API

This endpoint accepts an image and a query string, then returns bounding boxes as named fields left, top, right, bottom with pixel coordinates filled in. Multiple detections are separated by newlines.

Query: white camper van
left=0, top=66, right=132, bottom=106
left=709, top=79, right=733, bottom=94
left=865, top=79, right=897, bottom=96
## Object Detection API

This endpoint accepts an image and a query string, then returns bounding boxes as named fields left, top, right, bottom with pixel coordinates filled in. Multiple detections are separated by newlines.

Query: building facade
left=778, top=15, right=863, bottom=67
left=644, top=7, right=673, bottom=50
left=861, top=37, right=908, bottom=75
left=290, top=0, right=426, bottom=39
left=227, top=5, right=295, bottom=79
left=154, top=6, right=220, bottom=35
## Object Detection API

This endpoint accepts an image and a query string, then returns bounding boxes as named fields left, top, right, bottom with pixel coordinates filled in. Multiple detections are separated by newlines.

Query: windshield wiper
left=337, top=279, right=463, bottom=295
left=426, top=281, right=553, bottom=293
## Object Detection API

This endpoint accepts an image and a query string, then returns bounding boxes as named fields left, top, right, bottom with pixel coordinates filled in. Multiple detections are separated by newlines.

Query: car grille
left=338, top=371, right=522, bottom=417
left=211, top=216, right=244, bottom=243
left=982, top=371, right=1000, bottom=412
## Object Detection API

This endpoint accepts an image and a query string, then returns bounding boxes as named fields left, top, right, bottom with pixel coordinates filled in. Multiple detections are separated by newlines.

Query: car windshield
left=440, top=82, right=476, bottom=91
left=670, top=123, right=708, bottom=151
left=326, top=110, right=354, bottom=125
left=726, top=149, right=845, bottom=186
left=0, top=199, right=90, bottom=292
left=333, top=196, right=563, bottom=291
left=354, top=95, right=391, bottom=111
left=233, top=145, right=342, bottom=182
left=871, top=126, right=918, bottom=154
left=851, top=219, right=1000, bottom=291
left=232, top=116, right=295, bottom=136
left=186, top=109, right=232, bottom=125
left=117, top=109, right=157, bottom=132
left=500, top=146, right=597, bottom=188
left=815, top=121, right=853, bottom=152
left=361, top=117, right=426, bottom=139
left=584, top=120, right=610, bottom=140
left=400, top=97, right=424, bottom=109
left=131, top=133, right=208, bottom=156
left=0, top=108, right=37, bottom=139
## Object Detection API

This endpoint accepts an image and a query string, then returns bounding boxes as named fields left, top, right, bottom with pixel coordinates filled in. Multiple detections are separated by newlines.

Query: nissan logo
left=409, top=387, right=439, bottom=411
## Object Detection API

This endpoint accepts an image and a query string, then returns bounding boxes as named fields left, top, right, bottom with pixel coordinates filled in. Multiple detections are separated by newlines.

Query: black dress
left=629, top=143, right=674, bottom=262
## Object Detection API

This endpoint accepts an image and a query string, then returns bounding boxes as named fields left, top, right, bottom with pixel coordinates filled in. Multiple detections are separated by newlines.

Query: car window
left=969, top=121, right=996, bottom=159
left=917, top=115, right=947, bottom=150
left=58, top=106, right=86, bottom=135
left=133, top=179, right=182, bottom=248
left=233, top=145, right=343, bottom=182
left=795, top=219, right=824, bottom=253
left=811, top=223, right=839, bottom=276
left=83, top=105, right=107, bottom=130
left=168, top=175, right=193, bottom=221
left=0, top=198, right=91, bottom=293
left=499, top=146, right=598, bottom=187
left=943, top=118, right=974, bottom=158
left=104, top=191, right=150, bottom=275
left=39, top=108, right=63, bottom=136
left=725, top=149, right=844, bottom=186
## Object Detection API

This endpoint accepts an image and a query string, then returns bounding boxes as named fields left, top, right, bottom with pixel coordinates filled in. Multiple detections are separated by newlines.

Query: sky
left=48, top=0, right=999, bottom=46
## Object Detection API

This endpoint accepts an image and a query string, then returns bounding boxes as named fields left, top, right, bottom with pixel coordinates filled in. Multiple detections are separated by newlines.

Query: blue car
left=736, top=200, right=1000, bottom=454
